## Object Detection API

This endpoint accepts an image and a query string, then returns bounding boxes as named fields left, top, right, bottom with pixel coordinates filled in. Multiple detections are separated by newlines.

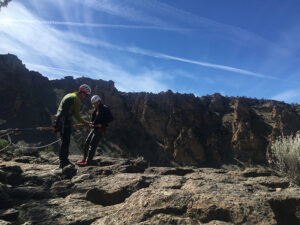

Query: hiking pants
left=83, top=129, right=103, bottom=162
left=58, top=117, right=72, bottom=166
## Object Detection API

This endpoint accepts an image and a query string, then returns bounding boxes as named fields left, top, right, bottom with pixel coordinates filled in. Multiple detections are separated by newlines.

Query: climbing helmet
left=91, top=95, right=101, bottom=104
left=79, top=84, right=91, bottom=95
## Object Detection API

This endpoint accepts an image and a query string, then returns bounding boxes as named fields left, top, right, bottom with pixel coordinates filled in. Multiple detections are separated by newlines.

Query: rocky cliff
left=1, top=54, right=300, bottom=166
left=0, top=54, right=57, bottom=144
left=0, top=153, right=300, bottom=224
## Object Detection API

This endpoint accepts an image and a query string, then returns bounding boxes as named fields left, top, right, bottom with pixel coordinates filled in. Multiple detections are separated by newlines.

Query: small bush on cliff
left=270, top=132, right=300, bottom=184
left=0, top=138, right=14, bottom=160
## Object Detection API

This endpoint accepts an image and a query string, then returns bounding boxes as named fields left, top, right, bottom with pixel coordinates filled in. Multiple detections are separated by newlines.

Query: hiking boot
left=76, top=160, right=85, bottom=165
left=65, top=160, right=74, bottom=166
left=60, top=160, right=74, bottom=168
left=59, top=163, right=67, bottom=168
left=77, top=161, right=88, bottom=167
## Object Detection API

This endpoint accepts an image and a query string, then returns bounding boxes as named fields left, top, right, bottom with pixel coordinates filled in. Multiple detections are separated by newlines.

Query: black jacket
left=91, top=103, right=110, bottom=127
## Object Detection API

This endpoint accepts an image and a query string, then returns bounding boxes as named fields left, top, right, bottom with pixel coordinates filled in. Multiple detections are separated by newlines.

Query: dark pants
left=83, top=129, right=103, bottom=162
left=58, top=117, right=72, bottom=167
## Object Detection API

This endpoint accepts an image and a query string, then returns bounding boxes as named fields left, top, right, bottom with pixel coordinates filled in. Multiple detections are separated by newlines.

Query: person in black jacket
left=76, top=95, right=111, bottom=166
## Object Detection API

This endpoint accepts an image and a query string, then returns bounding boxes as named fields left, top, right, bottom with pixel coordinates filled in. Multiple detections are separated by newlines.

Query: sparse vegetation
left=0, top=138, right=14, bottom=160
left=270, top=132, right=300, bottom=184
left=0, top=138, right=8, bottom=148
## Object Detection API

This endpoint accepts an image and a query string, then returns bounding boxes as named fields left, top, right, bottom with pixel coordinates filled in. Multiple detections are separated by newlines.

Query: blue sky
left=1, top=0, right=300, bottom=103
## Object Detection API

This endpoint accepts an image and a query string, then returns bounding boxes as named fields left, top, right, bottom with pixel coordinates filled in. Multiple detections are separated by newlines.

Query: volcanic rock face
left=1, top=54, right=300, bottom=166
left=0, top=54, right=57, bottom=143
left=0, top=154, right=300, bottom=225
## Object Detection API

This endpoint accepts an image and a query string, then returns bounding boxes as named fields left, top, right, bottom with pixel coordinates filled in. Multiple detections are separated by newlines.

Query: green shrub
left=0, top=138, right=8, bottom=148
left=270, top=132, right=300, bottom=184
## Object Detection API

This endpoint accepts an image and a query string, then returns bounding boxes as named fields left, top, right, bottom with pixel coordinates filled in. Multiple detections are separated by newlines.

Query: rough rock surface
left=0, top=154, right=299, bottom=225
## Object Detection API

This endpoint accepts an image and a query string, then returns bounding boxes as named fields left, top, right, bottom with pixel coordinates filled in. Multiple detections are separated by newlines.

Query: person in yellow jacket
left=54, top=84, right=92, bottom=168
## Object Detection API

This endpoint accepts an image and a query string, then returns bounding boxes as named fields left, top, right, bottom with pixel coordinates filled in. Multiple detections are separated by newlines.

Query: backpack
left=103, top=105, right=113, bottom=124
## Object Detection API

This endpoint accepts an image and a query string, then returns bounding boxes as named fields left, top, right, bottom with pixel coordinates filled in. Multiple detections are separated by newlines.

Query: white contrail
left=158, top=54, right=278, bottom=80
left=120, top=47, right=279, bottom=80
left=0, top=19, right=186, bottom=31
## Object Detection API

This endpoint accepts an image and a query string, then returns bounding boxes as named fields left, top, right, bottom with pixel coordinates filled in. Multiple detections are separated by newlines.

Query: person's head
left=91, top=95, right=101, bottom=108
left=78, top=84, right=91, bottom=100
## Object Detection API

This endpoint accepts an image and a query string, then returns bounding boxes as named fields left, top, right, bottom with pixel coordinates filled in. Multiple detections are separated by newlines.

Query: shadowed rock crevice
left=258, top=178, right=290, bottom=189
left=145, top=167, right=194, bottom=176
left=0, top=165, right=23, bottom=186
left=187, top=207, right=232, bottom=224
left=50, top=180, right=74, bottom=197
left=68, top=218, right=99, bottom=225
left=140, top=206, right=188, bottom=222
left=241, top=168, right=273, bottom=177
left=269, top=197, right=300, bottom=225
left=86, top=188, right=128, bottom=206
left=0, top=208, right=19, bottom=222
left=86, top=179, right=150, bottom=206
left=20, top=203, right=55, bottom=225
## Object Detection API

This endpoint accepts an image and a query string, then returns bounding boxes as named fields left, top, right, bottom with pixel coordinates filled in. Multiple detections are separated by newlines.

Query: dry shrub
left=270, top=132, right=300, bottom=184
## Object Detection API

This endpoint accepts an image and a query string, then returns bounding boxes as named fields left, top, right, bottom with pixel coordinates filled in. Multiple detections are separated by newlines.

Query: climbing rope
left=0, top=123, right=86, bottom=152
left=10, top=138, right=61, bottom=149
left=0, top=133, right=61, bottom=151
left=0, top=123, right=85, bottom=135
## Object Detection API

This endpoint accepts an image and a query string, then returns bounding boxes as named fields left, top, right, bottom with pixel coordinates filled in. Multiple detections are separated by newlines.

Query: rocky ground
left=0, top=154, right=300, bottom=225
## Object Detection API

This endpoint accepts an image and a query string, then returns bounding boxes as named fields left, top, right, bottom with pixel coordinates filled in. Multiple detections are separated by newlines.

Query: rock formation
left=1, top=53, right=300, bottom=166
left=0, top=54, right=57, bottom=144
left=0, top=153, right=300, bottom=224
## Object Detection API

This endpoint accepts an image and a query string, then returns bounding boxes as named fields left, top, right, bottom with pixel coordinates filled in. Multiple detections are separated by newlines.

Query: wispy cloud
left=75, top=0, right=170, bottom=27
left=0, top=20, right=278, bottom=80
left=66, top=35, right=279, bottom=80
left=0, top=2, right=169, bottom=93
left=0, top=1, right=285, bottom=97
left=0, top=0, right=278, bottom=90
left=0, top=19, right=187, bottom=31
left=26, top=63, right=168, bottom=93
left=26, top=63, right=94, bottom=78
left=78, top=0, right=289, bottom=55
left=272, top=90, right=300, bottom=102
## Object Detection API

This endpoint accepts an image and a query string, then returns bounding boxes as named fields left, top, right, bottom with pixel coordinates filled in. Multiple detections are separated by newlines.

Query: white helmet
left=91, top=95, right=101, bottom=104
left=79, top=84, right=91, bottom=95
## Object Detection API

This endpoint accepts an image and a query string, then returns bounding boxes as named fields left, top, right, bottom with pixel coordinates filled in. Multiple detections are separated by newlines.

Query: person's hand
left=88, top=123, right=94, bottom=128
left=52, top=115, right=57, bottom=123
